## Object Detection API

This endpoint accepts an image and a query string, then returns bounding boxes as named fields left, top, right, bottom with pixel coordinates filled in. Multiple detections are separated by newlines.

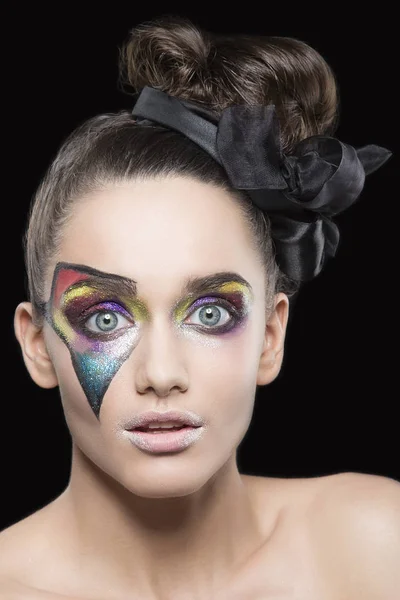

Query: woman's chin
left=116, top=461, right=212, bottom=499
left=121, top=477, right=206, bottom=499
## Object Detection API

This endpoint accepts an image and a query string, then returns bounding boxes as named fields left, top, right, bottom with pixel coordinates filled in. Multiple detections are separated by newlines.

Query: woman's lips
left=125, top=425, right=204, bottom=453
left=134, top=425, right=186, bottom=433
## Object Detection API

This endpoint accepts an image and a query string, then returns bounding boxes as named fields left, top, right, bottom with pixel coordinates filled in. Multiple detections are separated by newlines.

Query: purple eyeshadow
left=48, top=262, right=254, bottom=420
left=188, top=294, right=247, bottom=336
left=66, top=300, right=132, bottom=328
left=190, top=292, right=244, bottom=314
left=80, top=301, right=132, bottom=320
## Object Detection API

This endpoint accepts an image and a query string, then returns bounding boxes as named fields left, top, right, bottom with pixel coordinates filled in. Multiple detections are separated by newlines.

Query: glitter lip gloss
left=124, top=426, right=205, bottom=453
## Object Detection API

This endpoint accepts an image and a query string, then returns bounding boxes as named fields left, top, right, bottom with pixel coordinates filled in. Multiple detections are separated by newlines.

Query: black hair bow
left=132, top=86, right=392, bottom=282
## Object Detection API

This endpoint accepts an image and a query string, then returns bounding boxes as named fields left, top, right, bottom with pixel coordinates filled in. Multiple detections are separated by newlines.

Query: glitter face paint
left=44, top=262, right=254, bottom=418
left=44, top=263, right=147, bottom=418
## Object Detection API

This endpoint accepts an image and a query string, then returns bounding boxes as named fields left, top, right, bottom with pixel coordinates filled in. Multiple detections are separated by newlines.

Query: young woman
left=1, top=16, right=398, bottom=600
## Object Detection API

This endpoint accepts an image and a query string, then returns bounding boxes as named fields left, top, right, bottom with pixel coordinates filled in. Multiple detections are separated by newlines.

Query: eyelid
left=79, top=301, right=133, bottom=320
left=183, top=296, right=241, bottom=333
left=186, top=295, right=239, bottom=315
left=64, top=292, right=242, bottom=326
left=77, top=297, right=237, bottom=334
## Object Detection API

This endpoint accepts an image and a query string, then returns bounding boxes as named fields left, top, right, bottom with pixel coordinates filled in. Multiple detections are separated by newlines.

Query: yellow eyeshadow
left=173, top=281, right=251, bottom=322
left=62, top=284, right=95, bottom=304
left=62, top=284, right=149, bottom=318
left=59, top=281, right=251, bottom=324
left=53, top=308, right=76, bottom=343
left=128, top=299, right=149, bottom=321
left=218, top=282, right=251, bottom=295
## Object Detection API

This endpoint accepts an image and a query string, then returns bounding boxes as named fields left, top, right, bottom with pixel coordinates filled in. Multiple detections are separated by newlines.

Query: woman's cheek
left=193, top=335, right=258, bottom=426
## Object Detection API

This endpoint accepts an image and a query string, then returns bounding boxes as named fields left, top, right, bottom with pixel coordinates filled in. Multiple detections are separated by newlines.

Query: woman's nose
left=134, top=319, right=189, bottom=397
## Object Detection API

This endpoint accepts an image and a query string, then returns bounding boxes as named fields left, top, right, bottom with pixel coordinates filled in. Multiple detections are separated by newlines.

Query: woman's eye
left=85, top=310, right=132, bottom=334
left=186, top=303, right=234, bottom=328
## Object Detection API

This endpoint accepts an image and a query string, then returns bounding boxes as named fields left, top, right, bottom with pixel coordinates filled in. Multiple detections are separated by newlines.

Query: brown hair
left=25, top=15, right=339, bottom=324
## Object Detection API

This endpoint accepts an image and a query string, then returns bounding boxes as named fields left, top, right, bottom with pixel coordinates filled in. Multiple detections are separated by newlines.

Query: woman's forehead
left=66, top=177, right=246, bottom=232
left=46, top=179, right=260, bottom=296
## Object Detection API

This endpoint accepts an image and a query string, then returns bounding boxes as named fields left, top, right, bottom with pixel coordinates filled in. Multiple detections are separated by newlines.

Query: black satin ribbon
left=132, top=86, right=392, bottom=281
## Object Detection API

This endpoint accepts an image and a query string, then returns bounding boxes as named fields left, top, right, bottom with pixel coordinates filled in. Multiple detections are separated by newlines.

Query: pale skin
left=2, top=177, right=400, bottom=599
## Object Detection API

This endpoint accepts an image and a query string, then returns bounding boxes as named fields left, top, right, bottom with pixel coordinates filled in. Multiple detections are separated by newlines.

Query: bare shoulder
left=308, top=471, right=400, bottom=599
left=0, top=505, right=49, bottom=565
left=0, top=499, right=66, bottom=598
left=0, top=515, right=39, bottom=597
left=245, top=471, right=399, bottom=598
left=310, top=469, right=400, bottom=521
left=0, top=513, right=36, bottom=571
left=0, top=517, right=75, bottom=599
left=257, top=468, right=400, bottom=508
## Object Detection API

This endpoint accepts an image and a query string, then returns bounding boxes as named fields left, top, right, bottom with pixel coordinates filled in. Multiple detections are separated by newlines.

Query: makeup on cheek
left=46, top=263, right=141, bottom=419
left=70, top=330, right=136, bottom=418
left=45, top=263, right=255, bottom=417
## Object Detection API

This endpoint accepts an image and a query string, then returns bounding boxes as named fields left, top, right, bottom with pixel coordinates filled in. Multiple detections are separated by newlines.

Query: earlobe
left=14, top=302, right=58, bottom=389
left=256, top=292, right=290, bottom=386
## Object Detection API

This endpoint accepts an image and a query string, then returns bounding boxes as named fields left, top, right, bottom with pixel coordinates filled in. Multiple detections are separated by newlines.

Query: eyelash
left=186, top=297, right=240, bottom=331
left=78, top=296, right=240, bottom=336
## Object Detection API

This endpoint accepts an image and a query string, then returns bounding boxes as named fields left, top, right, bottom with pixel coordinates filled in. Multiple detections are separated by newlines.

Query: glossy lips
left=125, top=426, right=205, bottom=453
left=122, top=409, right=205, bottom=430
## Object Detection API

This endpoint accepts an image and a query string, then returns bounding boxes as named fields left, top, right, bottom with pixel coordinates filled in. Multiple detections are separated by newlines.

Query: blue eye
left=85, top=310, right=132, bottom=333
left=186, top=303, right=234, bottom=328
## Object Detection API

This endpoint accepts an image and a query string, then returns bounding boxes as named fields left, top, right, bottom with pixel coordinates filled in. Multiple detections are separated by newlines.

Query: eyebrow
left=52, top=262, right=254, bottom=299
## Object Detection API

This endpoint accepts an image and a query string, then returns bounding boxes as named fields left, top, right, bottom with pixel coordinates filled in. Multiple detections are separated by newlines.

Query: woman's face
left=37, top=177, right=286, bottom=497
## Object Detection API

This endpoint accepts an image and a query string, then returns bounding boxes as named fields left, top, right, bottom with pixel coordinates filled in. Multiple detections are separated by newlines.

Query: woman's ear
left=14, top=302, right=58, bottom=389
left=256, top=292, right=289, bottom=386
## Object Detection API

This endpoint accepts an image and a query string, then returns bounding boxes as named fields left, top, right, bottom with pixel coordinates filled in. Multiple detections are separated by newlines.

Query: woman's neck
left=56, top=443, right=265, bottom=598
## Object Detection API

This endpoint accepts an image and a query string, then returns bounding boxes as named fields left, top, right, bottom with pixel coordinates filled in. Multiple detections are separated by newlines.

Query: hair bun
left=120, top=16, right=339, bottom=153
left=120, top=16, right=212, bottom=104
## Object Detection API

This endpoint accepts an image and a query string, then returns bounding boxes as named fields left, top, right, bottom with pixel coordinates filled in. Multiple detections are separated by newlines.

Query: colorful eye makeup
left=44, top=262, right=254, bottom=418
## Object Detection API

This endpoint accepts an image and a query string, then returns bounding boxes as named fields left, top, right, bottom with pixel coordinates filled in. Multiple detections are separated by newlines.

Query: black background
left=3, top=7, right=398, bottom=530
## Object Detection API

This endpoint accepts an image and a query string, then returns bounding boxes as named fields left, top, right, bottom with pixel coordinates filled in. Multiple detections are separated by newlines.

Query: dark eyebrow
left=52, top=262, right=253, bottom=299
left=181, top=271, right=253, bottom=297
